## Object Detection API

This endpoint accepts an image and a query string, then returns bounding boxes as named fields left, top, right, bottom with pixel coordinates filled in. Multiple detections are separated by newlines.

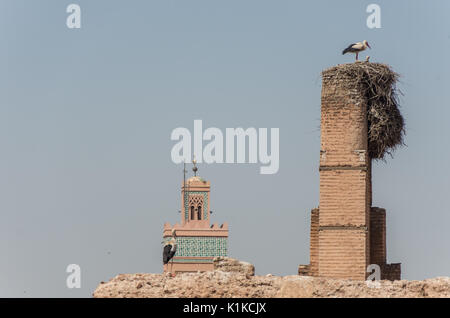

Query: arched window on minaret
left=197, top=206, right=202, bottom=220
left=190, top=206, right=195, bottom=220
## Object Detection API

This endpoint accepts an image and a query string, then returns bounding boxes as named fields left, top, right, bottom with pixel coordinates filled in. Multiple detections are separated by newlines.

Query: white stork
left=163, top=229, right=177, bottom=275
left=342, top=40, right=371, bottom=61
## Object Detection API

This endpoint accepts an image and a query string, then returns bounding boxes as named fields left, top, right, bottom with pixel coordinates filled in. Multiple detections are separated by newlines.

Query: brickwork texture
left=299, top=65, right=401, bottom=281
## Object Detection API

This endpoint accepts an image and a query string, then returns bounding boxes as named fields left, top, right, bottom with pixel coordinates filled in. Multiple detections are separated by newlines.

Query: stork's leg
left=356, top=52, right=359, bottom=61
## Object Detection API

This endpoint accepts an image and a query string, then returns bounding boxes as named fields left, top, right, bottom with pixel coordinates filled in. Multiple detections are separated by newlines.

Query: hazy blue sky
left=1, top=0, right=449, bottom=297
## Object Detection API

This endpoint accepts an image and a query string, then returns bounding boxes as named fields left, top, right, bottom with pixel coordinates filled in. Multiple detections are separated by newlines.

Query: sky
left=1, top=0, right=449, bottom=297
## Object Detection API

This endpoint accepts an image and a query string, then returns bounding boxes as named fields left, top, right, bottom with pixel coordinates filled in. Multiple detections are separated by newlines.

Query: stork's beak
left=367, top=43, right=371, bottom=49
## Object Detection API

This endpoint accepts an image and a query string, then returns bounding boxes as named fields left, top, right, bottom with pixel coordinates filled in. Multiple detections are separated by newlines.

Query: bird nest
left=322, top=62, right=405, bottom=160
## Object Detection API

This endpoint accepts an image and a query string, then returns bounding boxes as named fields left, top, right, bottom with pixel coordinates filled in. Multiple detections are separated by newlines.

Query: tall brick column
left=318, top=70, right=371, bottom=280
left=298, top=64, right=401, bottom=281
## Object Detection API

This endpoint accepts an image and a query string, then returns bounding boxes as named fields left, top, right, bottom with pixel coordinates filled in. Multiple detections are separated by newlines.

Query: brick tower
left=299, top=64, right=401, bottom=280
left=163, top=162, right=228, bottom=273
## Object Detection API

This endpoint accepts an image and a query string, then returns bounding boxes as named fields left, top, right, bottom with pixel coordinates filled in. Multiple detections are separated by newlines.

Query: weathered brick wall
left=309, top=208, right=319, bottom=277
left=367, top=160, right=372, bottom=208
left=381, top=263, right=401, bottom=281
left=319, top=169, right=368, bottom=226
left=318, top=228, right=368, bottom=280
left=318, top=71, right=370, bottom=280
left=370, top=207, right=386, bottom=265
left=319, top=72, right=368, bottom=168
left=298, top=265, right=310, bottom=276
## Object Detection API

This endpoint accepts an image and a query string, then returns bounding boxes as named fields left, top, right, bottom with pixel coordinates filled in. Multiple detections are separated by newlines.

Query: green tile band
left=172, top=258, right=214, bottom=263
left=164, top=236, right=227, bottom=257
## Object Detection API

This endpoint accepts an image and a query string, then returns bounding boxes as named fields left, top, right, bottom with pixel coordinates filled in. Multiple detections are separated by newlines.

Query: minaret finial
left=192, top=156, right=198, bottom=176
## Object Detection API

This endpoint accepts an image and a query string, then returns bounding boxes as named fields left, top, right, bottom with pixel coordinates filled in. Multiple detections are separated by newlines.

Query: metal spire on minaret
left=182, top=160, right=188, bottom=219
left=183, top=160, right=187, bottom=191
left=192, top=156, right=198, bottom=176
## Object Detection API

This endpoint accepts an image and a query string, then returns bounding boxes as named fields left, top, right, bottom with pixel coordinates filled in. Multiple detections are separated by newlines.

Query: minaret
left=163, top=160, right=228, bottom=273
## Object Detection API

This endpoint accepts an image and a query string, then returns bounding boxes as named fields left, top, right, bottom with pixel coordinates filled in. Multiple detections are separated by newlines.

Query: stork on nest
left=342, top=40, right=371, bottom=61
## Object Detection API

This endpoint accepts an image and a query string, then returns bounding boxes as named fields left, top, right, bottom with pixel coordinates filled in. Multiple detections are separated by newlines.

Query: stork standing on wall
left=163, top=229, right=177, bottom=275
left=342, top=40, right=371, bottom=61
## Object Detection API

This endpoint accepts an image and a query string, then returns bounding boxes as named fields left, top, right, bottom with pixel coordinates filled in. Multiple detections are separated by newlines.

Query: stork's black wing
left=342, top=43, right=358, bottom=55
left=163, top=244, right=173, bottom=264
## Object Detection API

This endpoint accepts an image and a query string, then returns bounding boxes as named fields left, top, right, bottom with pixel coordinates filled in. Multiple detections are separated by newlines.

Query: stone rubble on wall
left=213, top=257, right=255, bottom=277
left=93, top=258, right=450, bottom=298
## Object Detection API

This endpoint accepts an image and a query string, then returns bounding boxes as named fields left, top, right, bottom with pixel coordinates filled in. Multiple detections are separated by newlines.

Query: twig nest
left=322, top=63, right=405, bottom=160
